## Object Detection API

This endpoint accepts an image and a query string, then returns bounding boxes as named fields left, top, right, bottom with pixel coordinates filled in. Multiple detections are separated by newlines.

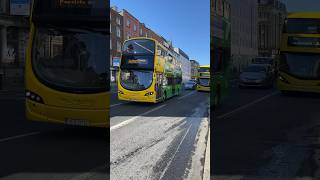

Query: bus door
left=156, top=73, right=163, bottom=99
left=171, top=77, right=176, bottom=95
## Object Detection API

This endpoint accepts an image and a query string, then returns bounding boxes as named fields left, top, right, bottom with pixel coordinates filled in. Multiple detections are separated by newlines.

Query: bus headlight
left=278, top=74, right=289, bottom=84
left=144, top=92, right=154, bottom=96
left=25, top=90, right=44, bottom=104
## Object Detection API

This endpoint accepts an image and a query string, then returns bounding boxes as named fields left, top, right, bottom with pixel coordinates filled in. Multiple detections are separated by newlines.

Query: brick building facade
left=121, top=10, right=140, bottom=40
left=110, top=6, right=124, bottom=82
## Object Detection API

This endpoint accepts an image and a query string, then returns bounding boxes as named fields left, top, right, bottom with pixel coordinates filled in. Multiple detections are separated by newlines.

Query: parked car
left=239, top=64, right=274, bottom=88
left=252, top=57, right=276, bottom=77
left=184, top=80, right=197, bottom=90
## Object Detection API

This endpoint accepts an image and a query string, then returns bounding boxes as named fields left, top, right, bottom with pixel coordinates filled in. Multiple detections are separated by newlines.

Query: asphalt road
left=110, top=88, right=210, bottom=180
left=0, top=94, right=106, bottom=180
left=0, top=87, right=209, bottom=180
left=212, top=80, right=320, bottom=180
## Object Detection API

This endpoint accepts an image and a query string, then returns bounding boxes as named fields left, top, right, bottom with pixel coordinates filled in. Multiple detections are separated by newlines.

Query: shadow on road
left=281, top=91, right=320, bottom=99
left=0, top=126, right=108, bottom=178
left=110, top=91, right=209, bottom=118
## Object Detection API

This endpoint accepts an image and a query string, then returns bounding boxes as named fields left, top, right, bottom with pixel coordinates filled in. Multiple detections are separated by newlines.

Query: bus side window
left=157, top=46, right=166, bottom=58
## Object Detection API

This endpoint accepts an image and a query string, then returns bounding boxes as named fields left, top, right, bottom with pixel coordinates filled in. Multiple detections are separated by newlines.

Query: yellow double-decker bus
left=278, top=12, right=320, bottom=94
left=25, top=0, right=110, bottom=127
left=197, top=65, right=210, bottom=92
left=118, top=38, right=182, bottom=103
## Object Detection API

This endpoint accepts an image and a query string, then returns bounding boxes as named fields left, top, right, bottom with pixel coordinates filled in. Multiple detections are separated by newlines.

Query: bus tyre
left=281, top=90, right=289, bottom=96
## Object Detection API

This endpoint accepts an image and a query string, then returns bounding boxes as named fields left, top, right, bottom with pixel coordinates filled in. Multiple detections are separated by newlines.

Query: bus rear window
left=285, top=18, right=320, bottom=34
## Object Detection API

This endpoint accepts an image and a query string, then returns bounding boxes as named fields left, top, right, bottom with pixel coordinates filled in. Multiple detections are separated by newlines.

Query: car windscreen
left=244, top=66, right=266, bottom=73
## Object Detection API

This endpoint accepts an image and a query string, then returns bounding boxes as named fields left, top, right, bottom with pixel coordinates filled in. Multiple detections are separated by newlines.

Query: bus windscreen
left=285, top=18, right=320, bottom=34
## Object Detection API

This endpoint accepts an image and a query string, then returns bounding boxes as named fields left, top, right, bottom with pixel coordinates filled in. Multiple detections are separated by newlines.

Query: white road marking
left=110, top=102, right=128, bottom=108
left=159, top=123, right=192, bottom=180
left=0, top=131, right=41, bottom=143
left=217, top=91, right=279, bottom=119
left=110, top=104, right=167, bottom=131
left=69, top=166, right=105, bottom=180
left=178, top=91, right=196, bottom=100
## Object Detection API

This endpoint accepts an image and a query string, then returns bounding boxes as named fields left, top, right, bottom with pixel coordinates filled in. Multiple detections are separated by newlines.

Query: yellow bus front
left=197, top=65, right=210, bottom=92
left=118, top=38, right=159, bottom=103
left=278, top=12, right=320, bottom=93
left=26, top=24, right=110, bottom=128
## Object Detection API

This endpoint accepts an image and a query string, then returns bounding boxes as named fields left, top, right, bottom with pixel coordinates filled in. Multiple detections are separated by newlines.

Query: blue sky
left=110, top=0, right=210, bottom=65
left=282, top=0, right=320, bottom=12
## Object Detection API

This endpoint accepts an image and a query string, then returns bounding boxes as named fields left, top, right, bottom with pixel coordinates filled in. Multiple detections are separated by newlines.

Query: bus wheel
left=281, top=90, right=289, bottom=96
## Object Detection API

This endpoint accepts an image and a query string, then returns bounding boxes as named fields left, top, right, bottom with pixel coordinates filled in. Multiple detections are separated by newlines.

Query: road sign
left=113, top=57, right=120, bottom=67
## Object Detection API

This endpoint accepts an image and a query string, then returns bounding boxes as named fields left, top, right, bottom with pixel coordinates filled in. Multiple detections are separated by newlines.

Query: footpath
left=202, top=108, right=211, bottom=180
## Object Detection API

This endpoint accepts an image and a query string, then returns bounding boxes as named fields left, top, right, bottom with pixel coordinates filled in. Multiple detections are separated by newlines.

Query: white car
left=184, top=81, right=197, bottom=90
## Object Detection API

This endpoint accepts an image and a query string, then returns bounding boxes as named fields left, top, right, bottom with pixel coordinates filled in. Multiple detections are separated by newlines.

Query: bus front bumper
left=277, top=80, right=320, bottom=93
left=26, top=100, right=109, bottom=128
left=197, top=85, right=210, bottom=92
left=118, top=93, right=157, bottom=103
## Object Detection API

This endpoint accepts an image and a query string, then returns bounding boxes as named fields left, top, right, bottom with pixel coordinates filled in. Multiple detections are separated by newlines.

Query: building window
left=116, top=17, right=121, bottom=25
left=127, top=32, right=131, bottom=40
left=116, top=26, right=121, bottom=38
left=127, top=19, right=130, bottom=27
left=117, top=41, right=121, bottom=52
left=140, top=28, right=143, bottom=36
left=133, top=24, right=137, bottom=31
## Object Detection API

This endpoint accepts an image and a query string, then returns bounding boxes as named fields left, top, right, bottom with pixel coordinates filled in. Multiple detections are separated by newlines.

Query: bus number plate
left=65, top=119, right=89, bottom=126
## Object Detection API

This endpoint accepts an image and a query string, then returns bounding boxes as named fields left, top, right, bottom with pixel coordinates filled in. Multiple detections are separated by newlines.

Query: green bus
left=211, top=0, right=231, bottom=109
